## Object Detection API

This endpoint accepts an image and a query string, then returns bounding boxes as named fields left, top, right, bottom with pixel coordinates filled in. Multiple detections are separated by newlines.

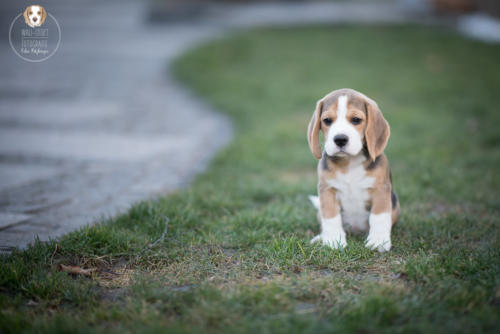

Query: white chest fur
left=326, top=156, right=374, bottom=232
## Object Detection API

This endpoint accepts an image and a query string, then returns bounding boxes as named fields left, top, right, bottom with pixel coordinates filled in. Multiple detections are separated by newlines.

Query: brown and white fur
left=307, top=88, right=399, bottom=252
left=24, top=5, right=47, bottom=28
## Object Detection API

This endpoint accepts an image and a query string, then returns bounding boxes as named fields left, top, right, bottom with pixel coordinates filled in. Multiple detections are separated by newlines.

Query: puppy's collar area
left=324, top=153, right=346, bottom=162
left=323, top=151, right=366, bottom=165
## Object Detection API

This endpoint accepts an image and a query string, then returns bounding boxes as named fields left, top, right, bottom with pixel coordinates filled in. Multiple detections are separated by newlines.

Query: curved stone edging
left=0, top=0, right=232, bottom=252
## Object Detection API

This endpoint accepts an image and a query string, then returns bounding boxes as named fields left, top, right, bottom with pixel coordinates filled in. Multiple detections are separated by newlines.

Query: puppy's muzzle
left=334, top=134, right=349, bottom=148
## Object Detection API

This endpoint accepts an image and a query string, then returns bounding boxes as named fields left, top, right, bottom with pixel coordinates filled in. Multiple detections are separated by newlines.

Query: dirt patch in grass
left=95, top=266, right=135, bottom=288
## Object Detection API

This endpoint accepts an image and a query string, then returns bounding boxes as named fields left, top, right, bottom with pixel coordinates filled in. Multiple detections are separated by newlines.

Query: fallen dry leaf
left=58, top=264, right=96, bottom=277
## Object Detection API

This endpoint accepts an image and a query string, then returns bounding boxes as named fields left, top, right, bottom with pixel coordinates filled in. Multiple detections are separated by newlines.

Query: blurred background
left=0, top=0, right=499, bottom=253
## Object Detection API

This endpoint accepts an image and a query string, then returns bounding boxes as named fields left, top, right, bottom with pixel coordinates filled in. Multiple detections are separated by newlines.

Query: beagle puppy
left=307, top=88, right=399, bottom=252
left=24, top=5, right=47, bottom=28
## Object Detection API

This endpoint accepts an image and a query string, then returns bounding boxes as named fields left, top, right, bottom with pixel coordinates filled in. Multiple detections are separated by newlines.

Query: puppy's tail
left=308, top=195, right=320, bottom=210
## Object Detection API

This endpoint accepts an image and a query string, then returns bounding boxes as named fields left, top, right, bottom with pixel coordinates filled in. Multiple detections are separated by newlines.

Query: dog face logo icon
left=23, top=5, right=47, bottom=28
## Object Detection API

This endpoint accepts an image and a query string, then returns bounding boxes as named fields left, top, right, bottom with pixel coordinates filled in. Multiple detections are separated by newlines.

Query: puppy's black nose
left=33, top=17, right=38, bottom=22
left=334, top=134, right=349, bottom=147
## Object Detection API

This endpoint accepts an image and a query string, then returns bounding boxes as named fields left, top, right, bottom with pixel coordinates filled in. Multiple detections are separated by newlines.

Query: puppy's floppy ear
left=307, top=99, right=324, bottom=160
left=23, top=7, right=30, bottom=26
left=40, top=6, right=47, bottom=24
left=364, top=98, right=390, bottom=162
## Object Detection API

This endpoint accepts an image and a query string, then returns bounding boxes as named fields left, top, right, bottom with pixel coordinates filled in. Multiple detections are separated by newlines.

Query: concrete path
left=0, top=0, right=232, bottom=252
left=0, top=0, right=437, bottom=253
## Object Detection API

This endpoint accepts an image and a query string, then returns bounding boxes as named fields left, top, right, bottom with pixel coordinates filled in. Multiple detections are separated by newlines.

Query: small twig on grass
left=146, top=217, right=169, bottom=251
left=50, top=244, right=58, bottom=265
left=134, top=217, right=169, bottom=262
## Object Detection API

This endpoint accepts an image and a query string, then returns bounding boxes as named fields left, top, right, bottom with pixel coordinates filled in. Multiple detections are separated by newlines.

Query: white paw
left=365, top=234, right=391, bottom=252
left=310, top=232, right=347, bottom=249
left=366, top=213, right=392, bottom=252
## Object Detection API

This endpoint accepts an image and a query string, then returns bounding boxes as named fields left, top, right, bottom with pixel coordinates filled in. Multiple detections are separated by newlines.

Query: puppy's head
left=307, top=88, right=390, bottom=161
left=24, top=5, right=46, bottom=28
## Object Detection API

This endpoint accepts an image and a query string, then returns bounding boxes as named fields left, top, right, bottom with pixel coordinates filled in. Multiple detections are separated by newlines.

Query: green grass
left=1, top=25, right=500, bottom=333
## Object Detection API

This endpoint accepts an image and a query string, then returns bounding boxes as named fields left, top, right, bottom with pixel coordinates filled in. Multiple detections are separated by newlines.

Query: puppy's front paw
left=310, top=232, right=347, bottom=249
left=365, top=234, right=391, bottom=252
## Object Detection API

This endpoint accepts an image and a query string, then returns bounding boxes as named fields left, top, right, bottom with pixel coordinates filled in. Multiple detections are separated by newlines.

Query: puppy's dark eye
left=351, top=117, right=362, bottom=125
left=38, top=11, right=41, bottom=15
left=323, top=118, right=332, bottom=126
left=29, top=11, right=32, bottom=15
